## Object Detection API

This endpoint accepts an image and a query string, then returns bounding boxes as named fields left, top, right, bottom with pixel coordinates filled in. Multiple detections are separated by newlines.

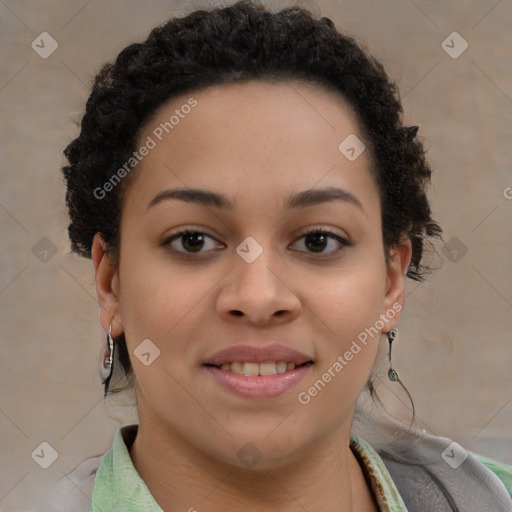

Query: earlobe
left=92, top=233, right=123, bottom=336
left=382, top=237, right=413, bottom=331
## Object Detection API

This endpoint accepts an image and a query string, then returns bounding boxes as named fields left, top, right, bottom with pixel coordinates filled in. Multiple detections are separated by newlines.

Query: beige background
left=1, top=0, right=511, bottom=510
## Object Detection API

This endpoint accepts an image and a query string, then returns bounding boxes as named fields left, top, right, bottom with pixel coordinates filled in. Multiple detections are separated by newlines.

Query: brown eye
left=304, top=232, right=329, bottom=252
left=162, top=230, right=223, bottom=254
left=292, top=229, right=350, bottom=256
left=181, top=232, right=205, bottom=252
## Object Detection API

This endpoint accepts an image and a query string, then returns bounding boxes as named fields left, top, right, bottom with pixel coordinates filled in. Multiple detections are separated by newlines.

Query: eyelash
left=160, top=227, right=351, bottom=258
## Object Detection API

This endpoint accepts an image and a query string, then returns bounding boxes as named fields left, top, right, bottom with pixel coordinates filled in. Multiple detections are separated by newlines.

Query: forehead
left=123, top=79, right=378, bottom=218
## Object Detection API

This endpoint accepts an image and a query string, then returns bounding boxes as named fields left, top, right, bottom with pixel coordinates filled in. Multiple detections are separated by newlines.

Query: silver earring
left=387, top=329, right=399, bottom=381
left=102, top=325, right=115, bottom=398
left=386, top=329, right=415, bottom=422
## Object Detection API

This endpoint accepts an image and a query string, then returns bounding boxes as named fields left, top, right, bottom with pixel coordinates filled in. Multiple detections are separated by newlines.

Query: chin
left=199, top=425, right=316, bottom=472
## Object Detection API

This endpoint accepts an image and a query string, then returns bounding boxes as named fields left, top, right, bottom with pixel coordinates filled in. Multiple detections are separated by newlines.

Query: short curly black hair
left=62, top=0, right=442, bottom=394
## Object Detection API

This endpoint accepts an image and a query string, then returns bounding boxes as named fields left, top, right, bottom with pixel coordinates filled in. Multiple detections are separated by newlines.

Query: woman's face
left=94, top=79, right=411, bottom=468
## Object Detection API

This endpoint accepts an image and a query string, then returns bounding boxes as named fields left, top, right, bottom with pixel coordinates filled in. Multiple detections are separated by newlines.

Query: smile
left=204, top=361, right=313, bottom=399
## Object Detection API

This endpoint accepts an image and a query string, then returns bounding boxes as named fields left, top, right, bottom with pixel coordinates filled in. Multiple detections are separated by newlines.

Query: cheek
left=310, top=261, right=387, bottom=342
left=117, top=245, right=220, bottom=386
left=296, top=275, right=384, bottom=425
left=302, top=256, right=386, bottom=399
left=118, top=244, right=202, bottom=334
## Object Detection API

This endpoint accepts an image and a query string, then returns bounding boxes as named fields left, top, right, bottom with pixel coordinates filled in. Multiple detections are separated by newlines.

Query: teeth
left=217, top=361, right=298, bottom=375
left=260, top=362, right=277, bottom=375
left=276, top=362, right=287, bottom=374
left=242, top=362, right=260, bottom=376
left=230, top=362, right=243, bottom=375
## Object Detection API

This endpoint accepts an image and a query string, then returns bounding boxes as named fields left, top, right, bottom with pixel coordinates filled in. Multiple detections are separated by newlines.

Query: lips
left=203, top=344, right=314, bottom=398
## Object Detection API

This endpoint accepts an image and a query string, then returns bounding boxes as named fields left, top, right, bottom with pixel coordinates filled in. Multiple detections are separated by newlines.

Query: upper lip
left=204, top=343, right=314, bottom=366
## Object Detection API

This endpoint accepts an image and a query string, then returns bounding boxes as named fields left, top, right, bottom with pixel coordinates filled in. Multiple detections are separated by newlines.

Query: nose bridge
left=234, top=234, right=280, bottom=295
left=217, top=232, right=300, bottom=323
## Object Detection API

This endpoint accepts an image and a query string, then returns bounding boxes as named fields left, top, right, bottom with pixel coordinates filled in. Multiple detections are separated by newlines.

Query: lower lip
left=204, top=364, right=312, bottom=399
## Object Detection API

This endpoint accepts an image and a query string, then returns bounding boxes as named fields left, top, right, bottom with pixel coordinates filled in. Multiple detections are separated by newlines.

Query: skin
left=93, top=79, right=412, bottom=511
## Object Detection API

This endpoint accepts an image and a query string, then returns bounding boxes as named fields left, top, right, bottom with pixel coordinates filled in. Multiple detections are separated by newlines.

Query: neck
left=129, top=414, right=378, bottom=511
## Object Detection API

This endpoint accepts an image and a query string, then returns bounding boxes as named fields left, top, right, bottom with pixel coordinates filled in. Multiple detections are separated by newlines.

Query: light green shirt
left=89, top=424, right=512, bottom=512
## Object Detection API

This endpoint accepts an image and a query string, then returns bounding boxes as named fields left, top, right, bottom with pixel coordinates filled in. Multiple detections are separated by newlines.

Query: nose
left=216, top=243, right=301, bottom=326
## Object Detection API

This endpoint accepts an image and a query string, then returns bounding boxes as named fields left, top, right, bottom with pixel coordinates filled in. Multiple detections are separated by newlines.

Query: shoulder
left=474, top=452, right=512, bottom=498
left=33, top=425, right=138, bottom=511
left=374, top=428, right=512, bottom=511
left=33, top=454, right=103, bottom=512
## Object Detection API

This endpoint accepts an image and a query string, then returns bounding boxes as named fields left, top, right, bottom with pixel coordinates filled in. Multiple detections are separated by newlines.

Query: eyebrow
left=147, top=186, right=365, bottom=214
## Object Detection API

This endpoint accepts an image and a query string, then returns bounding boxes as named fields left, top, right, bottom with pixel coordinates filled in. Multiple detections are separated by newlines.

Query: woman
left=39, top=1, right=512, bottom=510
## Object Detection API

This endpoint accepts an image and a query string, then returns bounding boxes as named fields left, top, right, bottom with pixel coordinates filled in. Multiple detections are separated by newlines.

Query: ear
left=381, top=236, right=413, bottom=332
left=92, top=233, right=123, bottom=337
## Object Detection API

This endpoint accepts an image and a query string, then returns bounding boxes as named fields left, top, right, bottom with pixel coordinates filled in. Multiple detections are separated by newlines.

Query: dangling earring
left=387, top=329, right=399, bottom=381
left=386, top=329, right=415, bottom=422
left=102, top=325, right=115, bottom=398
